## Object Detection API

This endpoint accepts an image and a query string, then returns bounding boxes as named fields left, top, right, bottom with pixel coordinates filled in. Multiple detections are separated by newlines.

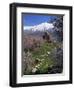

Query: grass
left=23, top=41, right=63, bottom=75
left=31, top=42, right=56, bottom=74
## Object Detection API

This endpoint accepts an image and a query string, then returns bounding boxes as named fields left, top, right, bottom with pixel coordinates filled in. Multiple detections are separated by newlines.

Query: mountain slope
left=23, top=22, right=54, bottom=32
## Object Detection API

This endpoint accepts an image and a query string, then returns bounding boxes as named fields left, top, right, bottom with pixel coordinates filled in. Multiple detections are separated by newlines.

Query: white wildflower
left=41, top=59, right=44, bottom=61
left=47, top=51, right=50, bottom=55
left=37, top=64, right=40, bottom=67
left=35, top=65, right=38, bottom=68
left=36, top=58, right=40, bottom=60
left=32, top=68, right=37, bottom=73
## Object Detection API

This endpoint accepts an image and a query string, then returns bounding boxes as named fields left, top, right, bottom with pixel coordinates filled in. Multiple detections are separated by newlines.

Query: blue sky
left=22, top=13, right=57, bottom=26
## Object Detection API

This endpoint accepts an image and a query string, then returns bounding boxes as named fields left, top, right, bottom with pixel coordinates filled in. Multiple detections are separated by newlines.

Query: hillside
left=22, top=16, right=63, bottom=75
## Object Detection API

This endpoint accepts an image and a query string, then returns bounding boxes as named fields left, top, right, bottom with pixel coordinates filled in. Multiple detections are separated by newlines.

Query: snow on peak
left=24, top=22, right=54, bottom=31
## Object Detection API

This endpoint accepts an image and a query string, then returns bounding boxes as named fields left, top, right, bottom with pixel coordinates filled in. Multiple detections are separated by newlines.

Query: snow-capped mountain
left=23, top=22, right=54, bottom=32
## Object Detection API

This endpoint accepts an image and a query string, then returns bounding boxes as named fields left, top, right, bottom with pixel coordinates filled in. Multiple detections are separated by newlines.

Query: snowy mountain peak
left=24, top=22, right=54, bottom=31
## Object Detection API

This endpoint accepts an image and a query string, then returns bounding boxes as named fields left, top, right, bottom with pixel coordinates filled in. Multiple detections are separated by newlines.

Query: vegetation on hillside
left=22, top=16, right=63, bottom=75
